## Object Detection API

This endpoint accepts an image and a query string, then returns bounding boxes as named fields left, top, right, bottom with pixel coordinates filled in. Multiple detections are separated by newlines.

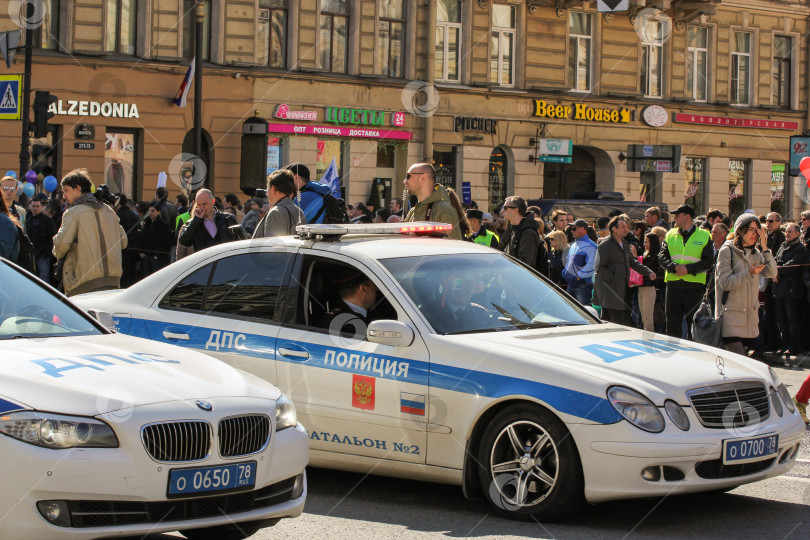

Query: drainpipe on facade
left=424, top=0, right=437, bottom=162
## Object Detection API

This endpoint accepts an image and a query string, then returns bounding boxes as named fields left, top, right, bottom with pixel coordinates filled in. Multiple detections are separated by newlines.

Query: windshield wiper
left=0, top=335, right=27, bottom=340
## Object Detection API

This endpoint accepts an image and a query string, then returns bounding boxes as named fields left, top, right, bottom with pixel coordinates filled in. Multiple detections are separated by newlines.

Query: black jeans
left=665, top=284, right=705, bottom=340
left=776, top=297, right=804, bottom=354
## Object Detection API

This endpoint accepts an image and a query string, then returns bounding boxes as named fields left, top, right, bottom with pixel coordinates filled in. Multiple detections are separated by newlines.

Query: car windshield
left=380, top=253, right=596, bottom=334
left=0, top=262, right=103, bottom=340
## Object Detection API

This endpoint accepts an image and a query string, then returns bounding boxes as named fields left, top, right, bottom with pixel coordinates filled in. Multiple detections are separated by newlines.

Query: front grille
left=694, top=457, right=775, bottom=479
left=687, top=382, right=770, bottom=429
left=66, top=476, right=296, bottom=528
left=219, top=415, right=271, bottom=457
left=141, top=421, right=212, bottom=462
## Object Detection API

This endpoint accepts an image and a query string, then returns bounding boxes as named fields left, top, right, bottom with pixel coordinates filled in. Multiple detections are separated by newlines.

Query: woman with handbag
left=638, top=232, right=664, bottom=332
left=715, top=213, right=777, bottom=356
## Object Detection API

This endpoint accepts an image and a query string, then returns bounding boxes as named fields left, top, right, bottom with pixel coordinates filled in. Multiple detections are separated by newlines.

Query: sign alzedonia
left=47, top=100, right=140, bottom=119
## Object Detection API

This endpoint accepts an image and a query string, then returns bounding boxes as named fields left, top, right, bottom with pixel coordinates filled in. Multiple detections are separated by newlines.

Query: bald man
left=178, top=189, right=239, bottom=252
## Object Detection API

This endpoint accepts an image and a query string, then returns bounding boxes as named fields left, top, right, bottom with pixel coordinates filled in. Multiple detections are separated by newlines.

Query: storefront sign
left=454, top=116, right=497, bottom=134
left=326, top=107, right=386, bottom=126
left=626, top=144, right=681, bottom=173
left=267, top=123, right=411, bottom=141
left=74, top=142, right=95, bottom=150
left=674, top=113, right=798, bottom=130
left=538, top=155, right=573, bottom=163
left=539, top=139, right=572, bottom=156
left=274, top=104, right=317, bottom=121
left=461, top=182, right=471, bottom=205
left=789, top=135, right=810, bottom=176
left=48, top=100, right=140, bottom=119
left=74, top=123, right=95, bottom=139
left=641, top=105, right=669, bottom=127
left=533, top=100, right=630, bottom=123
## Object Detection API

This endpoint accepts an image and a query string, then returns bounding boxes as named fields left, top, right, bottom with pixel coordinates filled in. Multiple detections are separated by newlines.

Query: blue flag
left=320, top=157, right=341, bottom=197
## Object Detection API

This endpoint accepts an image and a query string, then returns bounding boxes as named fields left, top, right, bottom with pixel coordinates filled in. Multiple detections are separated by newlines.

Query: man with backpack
left=284, top=162, right=347, bottom=224
left=503, top=196, right=547, bottom=275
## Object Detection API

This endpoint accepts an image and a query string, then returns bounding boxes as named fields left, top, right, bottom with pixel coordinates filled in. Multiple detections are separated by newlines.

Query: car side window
left=294, top=256, right=397, bottom=335
left=159, top=265, right=213, bottom=311
left=203, top=252, right=292, bottom=321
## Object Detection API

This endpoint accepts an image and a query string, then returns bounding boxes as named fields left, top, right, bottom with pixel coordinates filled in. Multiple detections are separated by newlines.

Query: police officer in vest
left=658, top=204, right=714, bottom=340
left=467, top=209, right=499, bottom=248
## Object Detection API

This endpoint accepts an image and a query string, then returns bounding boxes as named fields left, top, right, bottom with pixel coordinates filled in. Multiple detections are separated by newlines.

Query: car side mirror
left=87, top=309, right=116, bottom=332
left=367, top=320, right=414, bottom=347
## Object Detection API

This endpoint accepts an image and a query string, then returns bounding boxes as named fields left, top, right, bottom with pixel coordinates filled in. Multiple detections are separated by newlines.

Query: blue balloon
left=4, top=170, right=17, bottom=179
left=44, top=175, right=58, bottom=192
left=22, top=182, right=35, bottom=198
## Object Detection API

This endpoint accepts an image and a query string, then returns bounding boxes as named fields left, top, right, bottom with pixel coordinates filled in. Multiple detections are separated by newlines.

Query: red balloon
left=800, top=156, right=810, bottom=179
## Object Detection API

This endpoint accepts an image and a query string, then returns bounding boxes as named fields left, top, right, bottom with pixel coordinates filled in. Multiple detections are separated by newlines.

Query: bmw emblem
left=195, top=400, right=213, bottom=412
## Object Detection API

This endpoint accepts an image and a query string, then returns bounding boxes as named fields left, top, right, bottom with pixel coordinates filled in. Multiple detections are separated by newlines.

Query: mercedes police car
left=0, top=259, right=307, bottom=539
left=73, top=222, right=805, bottom=521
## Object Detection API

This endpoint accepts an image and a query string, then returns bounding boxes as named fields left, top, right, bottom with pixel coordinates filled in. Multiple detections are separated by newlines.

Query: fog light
left=641, top=466, right=661, bottom=481
left=36, top=500, right=71, bottom=527
left=291, top=473, right=305, bottom=499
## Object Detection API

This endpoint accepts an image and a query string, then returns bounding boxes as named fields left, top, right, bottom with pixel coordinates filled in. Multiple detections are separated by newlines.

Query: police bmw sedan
left=73, top=222, right=805, bottom=522
left=0, top=259, right=307, bottom=539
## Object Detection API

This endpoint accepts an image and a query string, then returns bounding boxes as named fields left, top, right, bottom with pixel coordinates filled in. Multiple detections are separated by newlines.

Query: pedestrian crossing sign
left=0, top=75, right=22, bottom=120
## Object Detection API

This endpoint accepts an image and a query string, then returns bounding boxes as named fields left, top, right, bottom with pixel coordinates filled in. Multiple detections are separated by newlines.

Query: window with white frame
left=773, top=35, right=792, bottom=109
left=731, top=31, right=751, bottom=105
left=258, top=0, right=287, bottom=68
left=319, top=0, right=348, bottom=73
left=105, top=0, right=138, bottom=55
left=687, top=26, right=708, bottom=102
left=640, top=20, right=664, bottom=97
left=490, top=4, right=515, bottom=87
left=435, top=0, right=461, bottom=82
left=568, top=12, right=591, bottom=92
left=378, top=0, right=404, bottom=77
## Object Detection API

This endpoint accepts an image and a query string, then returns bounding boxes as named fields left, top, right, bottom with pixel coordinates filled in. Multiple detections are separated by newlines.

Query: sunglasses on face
left=1, top=186, right=16, bottom=192
left=405, top=172, right=426, bottom=179
left=766, top=219, right=779, bottom=223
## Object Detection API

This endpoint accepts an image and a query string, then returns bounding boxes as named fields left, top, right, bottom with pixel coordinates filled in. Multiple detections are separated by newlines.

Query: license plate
left=168, top=461, right=256, bottom=498
left=722, top=434, right=779, bottom=465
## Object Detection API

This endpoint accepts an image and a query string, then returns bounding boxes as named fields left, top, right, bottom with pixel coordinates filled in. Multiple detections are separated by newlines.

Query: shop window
left=316, top=139, right=345, bottom=197
left=29, top=0, right=60, bottom=50
left=432, top=145, right=457, bottom=190
left=731, top=31, right=751, bottom=105
left=488, top=147, right=508, bottom=210
left=568, top=12, right=592, bottom=92
left=490, top=4, right=515, bottom=87
left=770, top=163, right=785, bottom=215
left=728, top=159, right=748, bottom=219
left=377, top=143, right=396, bottom=169
left=378, top=0, right=404, bottom=78
left=104, top=0, right=138, bottom=55
left=267, top=137, right=284, bottom=176
left=640, top=19, right=666, bottom=98
left=687, top=26, right=708, bottom=102
left=435, top=0, right=461, bottom=82
left=258, top=0, right=287, bottom=68
left=183, top=0, right=212, bottom=61
left=319, top=0, right=348, bottom=73
left=773, top=35, right=792, bottom=109
left=684, top=157, right=706, bottom=216
left=105, top=128, right=139, bottom=203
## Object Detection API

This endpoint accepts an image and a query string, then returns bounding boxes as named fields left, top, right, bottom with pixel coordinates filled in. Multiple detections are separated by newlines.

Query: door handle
left=278, top=347, right=310, bottom=360
left=163, top=330, right=190, bottom=341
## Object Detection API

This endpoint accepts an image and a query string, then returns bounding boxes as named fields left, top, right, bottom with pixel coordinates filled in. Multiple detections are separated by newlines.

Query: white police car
left=0, top=258, right=307, bottom=539
left=73, top=222, right=805, bottom=521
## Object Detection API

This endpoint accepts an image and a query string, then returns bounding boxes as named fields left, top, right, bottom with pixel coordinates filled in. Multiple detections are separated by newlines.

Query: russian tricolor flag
left=173, top=59, right=195, bottom=107
left=400, top=392, right=425, bottom=416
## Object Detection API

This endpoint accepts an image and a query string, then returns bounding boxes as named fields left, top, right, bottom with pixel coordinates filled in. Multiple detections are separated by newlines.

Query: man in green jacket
left=403, top=163, right=462, bottom=240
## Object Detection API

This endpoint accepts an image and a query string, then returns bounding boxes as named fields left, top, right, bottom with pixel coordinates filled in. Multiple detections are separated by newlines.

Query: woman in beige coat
left=715, top=213, right=777, bottom=355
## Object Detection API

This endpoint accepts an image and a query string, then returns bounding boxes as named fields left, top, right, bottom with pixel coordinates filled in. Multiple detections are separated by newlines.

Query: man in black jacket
left=178, top=189, right=238, bottom=252
left=503, top=196, right=547, bottom=275
left=115, top=194, right=141, bottom=287
left=763, top=212, right=786, bottom=353
left=25, top=197, right=56, bottom=283
left=773, top=223, right=808, bottom=358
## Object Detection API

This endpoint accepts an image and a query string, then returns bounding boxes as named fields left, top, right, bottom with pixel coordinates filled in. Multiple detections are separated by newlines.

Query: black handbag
left=692, top=249, right=732, bottom=348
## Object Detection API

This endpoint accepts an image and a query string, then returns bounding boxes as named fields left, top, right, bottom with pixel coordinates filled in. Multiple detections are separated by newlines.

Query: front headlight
left=664, top=400, right=690, bottom=431
left=275, top=395, right=297, bottom=431
left=607, top=386, right=665, bottom=433
left=0, top=412, right=118, bottom=449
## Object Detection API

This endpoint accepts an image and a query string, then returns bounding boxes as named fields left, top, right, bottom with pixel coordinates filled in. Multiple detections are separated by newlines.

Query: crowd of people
left=2, top=162, right=810, bottom=421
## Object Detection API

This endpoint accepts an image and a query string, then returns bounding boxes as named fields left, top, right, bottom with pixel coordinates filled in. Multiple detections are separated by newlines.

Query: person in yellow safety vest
left=466, top=209, right=500, bottom=248
left=658, top=204, right=714, bottom=340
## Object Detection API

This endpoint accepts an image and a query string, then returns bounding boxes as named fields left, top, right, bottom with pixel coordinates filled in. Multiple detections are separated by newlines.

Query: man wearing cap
left=467, top=209, right=499, bottom=248
left=403, top=162, right=462, bottom=240
left=659, top=204, right=714, bottom=339
left=563, top=219, right=598, bottom=306
left=285, top=162, right=346, bottom=224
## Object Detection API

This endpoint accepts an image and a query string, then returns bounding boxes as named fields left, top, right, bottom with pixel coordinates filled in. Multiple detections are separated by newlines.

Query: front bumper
left=570, top=408, right=805, bottom=503
left=0, top=398, right=309, bottom=540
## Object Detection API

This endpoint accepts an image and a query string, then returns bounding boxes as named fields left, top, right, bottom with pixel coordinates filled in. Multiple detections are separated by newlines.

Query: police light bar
left=296, top=222, right=454, bottom=239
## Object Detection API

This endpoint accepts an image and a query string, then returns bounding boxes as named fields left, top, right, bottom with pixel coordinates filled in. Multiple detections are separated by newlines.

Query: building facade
left=1, top=0, right=808, bottom=218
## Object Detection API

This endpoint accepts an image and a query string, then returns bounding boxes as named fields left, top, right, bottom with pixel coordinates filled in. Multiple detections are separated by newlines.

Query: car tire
left=181, top=519, right=278, bottom=540
left=477, top=404, right=585, bottom=522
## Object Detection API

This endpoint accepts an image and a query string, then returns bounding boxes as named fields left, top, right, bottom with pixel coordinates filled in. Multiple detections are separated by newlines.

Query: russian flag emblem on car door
left=400, top=393, right=425, bottom=416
